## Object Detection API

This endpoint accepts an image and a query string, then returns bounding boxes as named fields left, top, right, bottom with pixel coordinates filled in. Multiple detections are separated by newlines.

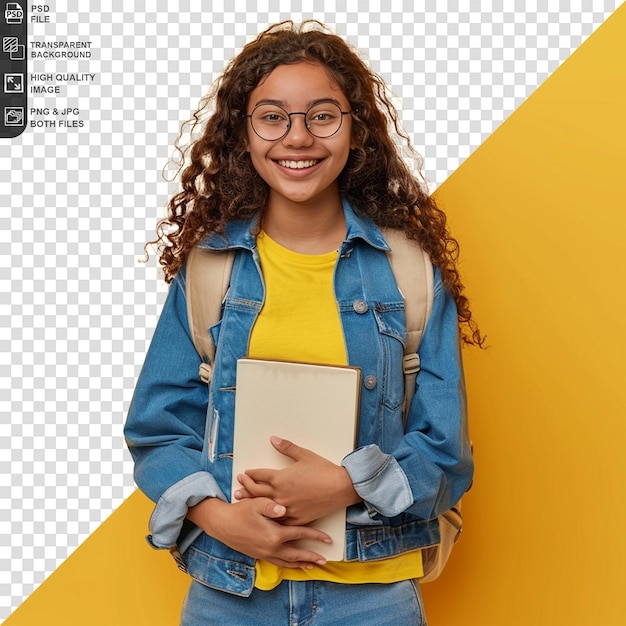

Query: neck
left=263, top=193, right=346, bottom=254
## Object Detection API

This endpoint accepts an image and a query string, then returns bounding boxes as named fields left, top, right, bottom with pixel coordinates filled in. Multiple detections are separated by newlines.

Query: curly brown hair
left=149, top=20, right=483, bottom=346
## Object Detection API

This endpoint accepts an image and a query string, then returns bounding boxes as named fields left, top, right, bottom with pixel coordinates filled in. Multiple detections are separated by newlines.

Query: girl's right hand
left=187, top=496, right=332, bottom=569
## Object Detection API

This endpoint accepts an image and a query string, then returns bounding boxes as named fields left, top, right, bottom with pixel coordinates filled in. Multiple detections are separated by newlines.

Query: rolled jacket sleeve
left=342, top=268, right=473, bottom=521
left=124, top=269, right=225, bottom=549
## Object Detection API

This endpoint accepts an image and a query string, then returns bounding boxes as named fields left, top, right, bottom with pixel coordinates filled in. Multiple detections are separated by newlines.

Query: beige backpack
left=185, top=228, right=464, bottom=583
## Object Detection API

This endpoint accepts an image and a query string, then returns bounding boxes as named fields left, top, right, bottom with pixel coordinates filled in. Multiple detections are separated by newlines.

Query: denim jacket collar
left=197, top=197, right=391, bottom=253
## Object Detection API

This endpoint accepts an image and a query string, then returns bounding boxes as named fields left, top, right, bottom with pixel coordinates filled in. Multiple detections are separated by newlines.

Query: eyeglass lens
left=250, top=101, right=345, bottom=140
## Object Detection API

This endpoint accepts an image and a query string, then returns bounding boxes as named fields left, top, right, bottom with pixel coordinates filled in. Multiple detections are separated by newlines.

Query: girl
left=125, top=20, right=480, bottom=625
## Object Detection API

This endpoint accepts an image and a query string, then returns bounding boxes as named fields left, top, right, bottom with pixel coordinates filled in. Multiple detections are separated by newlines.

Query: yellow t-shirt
left=249, top=231, right=423, bottom=589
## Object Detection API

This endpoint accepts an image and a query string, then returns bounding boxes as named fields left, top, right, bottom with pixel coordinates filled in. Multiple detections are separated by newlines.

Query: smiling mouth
left=277, top=159, right=320, bottom=169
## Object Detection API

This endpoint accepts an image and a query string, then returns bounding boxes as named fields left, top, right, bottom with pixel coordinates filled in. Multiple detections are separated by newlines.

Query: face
left=245, top=62, right=354, bottom=213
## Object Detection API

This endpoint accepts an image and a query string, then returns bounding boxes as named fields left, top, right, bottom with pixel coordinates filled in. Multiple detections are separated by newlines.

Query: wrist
left=187, top=497, right=227, bottom=537
left=337, top=466, right=361, bottom=508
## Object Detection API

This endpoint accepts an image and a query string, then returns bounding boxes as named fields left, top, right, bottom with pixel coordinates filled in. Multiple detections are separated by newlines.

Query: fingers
left=266, top=551, right=327, bottom=569
left=255, top=497, right=333, bottom=554
left=232, top=488, right=249, bottom=500
left=235, top=472, right=274, bottom=500
left=266, top=556, right=325, bottom=569
left=214, top=497, right=332, bottom=569
left=268, top=528, right=333, bottom=569
left=270, top=435, right=302, bottom=460
left=233, top=472, right=253, bottom=500
left=260, top=499, right=286, bottom=519
left=281, top=524, right=333, bottom=548
left=241, top=468, right=274, bottom=486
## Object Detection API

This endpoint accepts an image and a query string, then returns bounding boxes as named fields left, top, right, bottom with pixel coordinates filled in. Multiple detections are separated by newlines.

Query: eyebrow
left=251, top=98, right=343, bottom=109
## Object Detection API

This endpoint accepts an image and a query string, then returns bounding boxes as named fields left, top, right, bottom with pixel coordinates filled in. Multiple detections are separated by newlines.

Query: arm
left=234, top=436, right=362, bottom=525
left=341, top=268, right=474, bottom=520
left=125, top=269, right=333, bottom=563
left=235, top=269, right=472, bottom=524
left=124, top=271, right=225, bottom=550
left=187, top=496, right=332, bottom=568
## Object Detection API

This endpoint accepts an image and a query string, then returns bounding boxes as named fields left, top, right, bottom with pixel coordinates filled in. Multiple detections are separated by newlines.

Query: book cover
left=231, top=358, right=361, bottom=561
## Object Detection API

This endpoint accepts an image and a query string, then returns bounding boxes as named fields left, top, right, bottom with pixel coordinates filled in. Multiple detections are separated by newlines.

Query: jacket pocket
left=374, top=308, right=406, bottom=411
left=375, top=311, right=404, bottom=412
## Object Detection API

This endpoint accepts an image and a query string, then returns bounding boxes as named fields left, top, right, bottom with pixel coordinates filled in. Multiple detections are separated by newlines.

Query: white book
left=231, top=358, right=361, bottom=561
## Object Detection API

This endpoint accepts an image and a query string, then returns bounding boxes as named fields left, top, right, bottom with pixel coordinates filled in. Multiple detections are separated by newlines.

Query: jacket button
left=353, top=299, right=368, bottom=314
left=364, top=375, right=377, bottom=390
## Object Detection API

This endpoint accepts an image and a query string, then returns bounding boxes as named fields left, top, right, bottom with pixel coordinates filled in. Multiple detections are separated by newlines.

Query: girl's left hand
left=234, top=436, right=361, bottom=525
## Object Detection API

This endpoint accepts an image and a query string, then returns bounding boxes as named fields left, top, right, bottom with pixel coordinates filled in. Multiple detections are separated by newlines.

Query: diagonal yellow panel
left=422, top=4, right=626, bottom=625
left=6, top=6, right=626, bottom=626
left=5, top=491, right=189, bottom=625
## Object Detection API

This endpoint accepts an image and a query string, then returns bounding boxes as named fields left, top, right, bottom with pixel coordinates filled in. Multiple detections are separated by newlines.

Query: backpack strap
left=382, top=228, right=434, bottom=427
left=185, top=247, right=235, bottom=384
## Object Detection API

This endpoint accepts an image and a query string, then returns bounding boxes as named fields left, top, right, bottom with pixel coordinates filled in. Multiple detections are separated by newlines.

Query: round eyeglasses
left=245, top=100, right=351, bottom=141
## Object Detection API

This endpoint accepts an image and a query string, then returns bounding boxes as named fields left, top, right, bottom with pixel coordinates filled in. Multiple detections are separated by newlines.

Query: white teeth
left=278, top=160, right=318, bottom=169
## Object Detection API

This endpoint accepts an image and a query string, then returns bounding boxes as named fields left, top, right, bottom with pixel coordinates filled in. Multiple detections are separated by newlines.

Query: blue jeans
left=180, top=579, right=427, bottom=625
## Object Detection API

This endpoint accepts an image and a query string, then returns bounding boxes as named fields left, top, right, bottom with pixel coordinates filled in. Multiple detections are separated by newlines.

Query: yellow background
left=7, top=5, right=626, bottom=625
left=423, top=5, right=626, bottom=624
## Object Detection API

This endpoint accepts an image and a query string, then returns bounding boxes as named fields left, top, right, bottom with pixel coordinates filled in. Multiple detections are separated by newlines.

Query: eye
left=310, top=112, right=335, bottom=122
left=307, top=102, right=342, bottom=126
left=262, top=112, right=286, bottom=122
left=253, top=107, right=289, bottom=124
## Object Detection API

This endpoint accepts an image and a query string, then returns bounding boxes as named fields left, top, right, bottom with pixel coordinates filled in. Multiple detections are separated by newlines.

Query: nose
left=283, top=112, right=313, bottom=146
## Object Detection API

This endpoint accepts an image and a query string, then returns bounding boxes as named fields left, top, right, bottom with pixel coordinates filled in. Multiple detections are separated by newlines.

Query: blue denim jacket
left=124, top=199, right=473, bottom=596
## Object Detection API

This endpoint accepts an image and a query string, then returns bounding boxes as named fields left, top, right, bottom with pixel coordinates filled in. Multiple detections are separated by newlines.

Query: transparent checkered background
left=0, top=0, right=619, bottom=619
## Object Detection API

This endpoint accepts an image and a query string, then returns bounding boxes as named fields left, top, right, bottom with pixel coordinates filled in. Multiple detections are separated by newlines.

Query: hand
left=187, top=496, right=332, bottom=569
left=234, top=436, right=361, bottom=526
